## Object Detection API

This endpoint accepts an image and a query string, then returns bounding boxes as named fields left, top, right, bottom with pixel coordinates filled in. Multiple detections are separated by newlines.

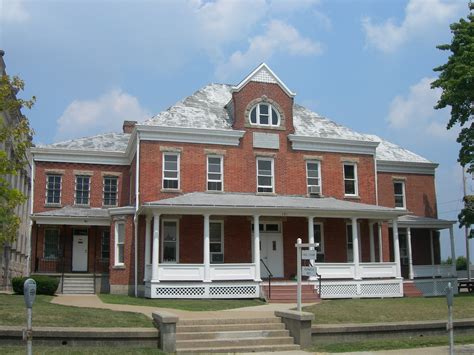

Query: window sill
left=102, top=204, right=118, bottom=208
left=256, top=192, right=276, bottom=196
left=344, top=195, right=360, bottom=200
left=74, top=204, right=91, bottom=208
left=44, top=204, right=62, bottom=208
left=395, top=207, right=407, bottom=210
left=161, top=188, right=182, bottom=193
left=206, top=190, right=224, bottom=194
left=113, top=265, right=125, bottom=270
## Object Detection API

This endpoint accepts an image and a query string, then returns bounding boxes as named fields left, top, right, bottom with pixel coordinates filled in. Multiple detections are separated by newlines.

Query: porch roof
left=31, top=206, right=110, bottom=226
left=143, top=192, right=406, bottom=219
left=394, top=215, right=456, bottom=230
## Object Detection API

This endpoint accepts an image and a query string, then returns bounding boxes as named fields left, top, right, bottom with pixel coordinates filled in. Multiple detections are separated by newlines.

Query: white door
left=260, top=233, right=284, bottom=278
left=72, top=232, right=88, bottom=272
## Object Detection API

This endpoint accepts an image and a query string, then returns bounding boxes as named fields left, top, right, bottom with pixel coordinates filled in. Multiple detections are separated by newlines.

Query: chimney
left=122, top=120, right=137, bottom=134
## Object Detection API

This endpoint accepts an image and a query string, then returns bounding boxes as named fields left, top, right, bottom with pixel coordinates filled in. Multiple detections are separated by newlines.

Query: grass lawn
left=0, top=294, right=152, bottom=328
left=305, top=294, right=474, bottom=324
left=2, top=346, right=165, bottom=355
left=309, top=334, right=474, bottom=353
left=99, top=294, right=266, bottom=311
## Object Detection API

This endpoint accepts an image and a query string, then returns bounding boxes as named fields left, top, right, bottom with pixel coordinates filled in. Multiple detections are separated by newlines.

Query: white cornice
left=288, top=135, right=379, bottom=155
left=108, top=206, right=136, bottom=216
left=30, top=148, right=129, bottom=165
left=376, top=160, right=438, bottom=175
left=136, top=125, right=245, bottom=146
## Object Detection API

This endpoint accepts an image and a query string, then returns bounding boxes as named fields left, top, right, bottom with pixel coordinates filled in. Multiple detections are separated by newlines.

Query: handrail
left=260, top=258, right=273, bottom=299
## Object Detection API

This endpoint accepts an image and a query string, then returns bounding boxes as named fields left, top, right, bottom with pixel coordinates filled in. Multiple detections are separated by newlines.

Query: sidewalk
left=330, top=344, right=474, bottom=354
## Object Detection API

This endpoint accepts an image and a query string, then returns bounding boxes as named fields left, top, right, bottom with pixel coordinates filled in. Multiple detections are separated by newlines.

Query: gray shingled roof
left=397, top=215, right=455, bottom=228
left=33, top=206, right=110, bottom=219
left=37, top=132, right=130, bottom=153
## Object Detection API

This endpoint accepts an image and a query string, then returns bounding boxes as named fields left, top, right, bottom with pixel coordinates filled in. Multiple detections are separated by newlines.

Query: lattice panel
left=209, top=285, right=257, bottom=297
left=155, top=286, right=205, bottom=297
left=319, top=283, right=357, bottom=297
left=251, top=68, right=277, bottom=84
left=360, top=283, right=401, bottom=296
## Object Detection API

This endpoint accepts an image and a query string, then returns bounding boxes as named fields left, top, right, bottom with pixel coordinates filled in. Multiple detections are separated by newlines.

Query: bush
left=12, top=276, right=59, bottom=295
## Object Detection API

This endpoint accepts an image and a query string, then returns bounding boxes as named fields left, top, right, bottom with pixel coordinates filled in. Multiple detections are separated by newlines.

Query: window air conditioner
left=309, top=185, right=321, bottom=196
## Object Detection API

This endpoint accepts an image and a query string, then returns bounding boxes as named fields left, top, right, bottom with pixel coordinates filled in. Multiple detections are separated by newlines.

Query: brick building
left=30, top=64, right=457, bottom=298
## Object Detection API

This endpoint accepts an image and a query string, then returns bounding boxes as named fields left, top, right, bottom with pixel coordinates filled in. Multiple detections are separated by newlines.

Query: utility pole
left=462, top=166, right=471, bottom=281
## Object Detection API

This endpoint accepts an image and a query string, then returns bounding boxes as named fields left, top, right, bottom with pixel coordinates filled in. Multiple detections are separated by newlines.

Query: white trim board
left=288, top=135, right=379, bottom=156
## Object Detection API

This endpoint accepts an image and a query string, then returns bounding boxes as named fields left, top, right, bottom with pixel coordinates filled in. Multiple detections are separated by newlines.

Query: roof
left=365, top=134, right=432, bottom=164
left=395, top=215, right=455, bottom=229
left=37, top=132, right=131, bottom=153
left=32, top=206, right=110, bottom=218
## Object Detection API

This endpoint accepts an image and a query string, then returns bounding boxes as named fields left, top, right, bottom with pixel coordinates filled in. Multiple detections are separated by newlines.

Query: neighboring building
left=0, top=50, right=32, bottom=290
left=29, top=64, right=457, bottom=298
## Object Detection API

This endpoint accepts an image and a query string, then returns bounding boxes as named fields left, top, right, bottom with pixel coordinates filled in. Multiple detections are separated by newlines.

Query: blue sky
left=1, top=0, right=472, bottom=259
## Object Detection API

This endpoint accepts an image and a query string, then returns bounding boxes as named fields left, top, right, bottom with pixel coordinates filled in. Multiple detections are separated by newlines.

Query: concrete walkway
left=331, top=344, right=474, bottom=354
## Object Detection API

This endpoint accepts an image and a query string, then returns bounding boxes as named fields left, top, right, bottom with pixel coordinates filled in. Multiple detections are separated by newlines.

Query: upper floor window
left=75, top=175, right=90, bottom=205
left=162, top=153, right=180, bottom=190
left=394, top=181, right=406, bottom=209
left=250, top=103, right=280, bottom=127
left=103, top=176, right=118, bottom=206
left=207, top=156, right=223, bottom=191
left=343, top=163, right=358, bottom=196
left=257, top=157, right=274, bottom=193
left=46, top=174, right=61, bottom=205
left=306, top=161, right=321, bottom=195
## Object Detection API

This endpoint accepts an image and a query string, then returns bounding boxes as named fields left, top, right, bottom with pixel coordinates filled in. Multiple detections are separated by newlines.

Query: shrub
left=12, top=276, right=59, bottom=295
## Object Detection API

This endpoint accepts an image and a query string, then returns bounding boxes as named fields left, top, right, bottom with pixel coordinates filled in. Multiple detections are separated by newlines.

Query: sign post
left=446, top=282, right=454, bottom=355
left=23, top=278, right=36, bottom=355
left=295, top=238, right=319, bottom=312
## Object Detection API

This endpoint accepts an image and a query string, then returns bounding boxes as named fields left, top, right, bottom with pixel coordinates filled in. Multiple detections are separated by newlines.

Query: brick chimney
left=122, top=120, right=137, bottom=134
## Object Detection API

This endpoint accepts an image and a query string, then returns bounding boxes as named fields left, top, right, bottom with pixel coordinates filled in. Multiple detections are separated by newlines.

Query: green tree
left=432, top=3, right=474, bottom=229
left=0, top=74, right=35, bottom=244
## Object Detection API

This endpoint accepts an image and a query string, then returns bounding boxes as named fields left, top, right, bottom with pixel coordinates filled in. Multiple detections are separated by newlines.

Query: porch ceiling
left=142, top=192, right=406, bottom=219
left=31, top=206, right=110, bottom=226
left=392, top=215, right=456, bottom=230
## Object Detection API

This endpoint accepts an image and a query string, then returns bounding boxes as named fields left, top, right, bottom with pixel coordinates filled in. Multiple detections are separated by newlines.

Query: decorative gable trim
left=232, top=63, right=296, bottom=97
left=376, top=160, right=438, bottom=175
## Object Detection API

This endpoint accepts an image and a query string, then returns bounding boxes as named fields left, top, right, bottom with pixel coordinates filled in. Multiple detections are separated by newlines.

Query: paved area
left=330, top=344, right=474, bottom=354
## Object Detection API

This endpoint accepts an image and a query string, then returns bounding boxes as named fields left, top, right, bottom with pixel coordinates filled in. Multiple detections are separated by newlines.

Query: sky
left=1, top=0, right=472, bottom=260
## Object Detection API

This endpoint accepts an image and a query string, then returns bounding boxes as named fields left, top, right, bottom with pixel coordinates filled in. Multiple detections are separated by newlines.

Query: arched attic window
left=249, top=103, right=280, bottom=127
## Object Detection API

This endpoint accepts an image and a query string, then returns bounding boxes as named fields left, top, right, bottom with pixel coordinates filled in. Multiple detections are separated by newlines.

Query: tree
left=0, top=74, right=35, bottom=245
left=432, top=3, right=474, bottom=229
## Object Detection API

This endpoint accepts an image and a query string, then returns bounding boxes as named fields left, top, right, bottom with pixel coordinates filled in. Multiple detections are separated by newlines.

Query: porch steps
left=403, top=281, right=424, bottom=297
left=262, top=284, right=320, bottom=303
left=62, top=276, right=94, bottom=294
left=175, top=317, right=299, bottom=353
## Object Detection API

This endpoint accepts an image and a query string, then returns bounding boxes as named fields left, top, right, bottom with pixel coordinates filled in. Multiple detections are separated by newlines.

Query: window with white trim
left=346, top=223, right=361, bottom=262
left=115, top=222, right=125, bottom=266
left=343, top=163, right=358, bottom=196
left=306, top=160, right=321, bottom=194
left=162, top=220, right=178, bottom=263
left=314, top=223, right=324, bottom=262
left=101, top=230, right=110, bottom=260
left=103, top=176, right=118, bottom=206
left=207, top=156, right=223, bottom=191
left=210, top=221, right=224, bottom=263
left=394, top=181, right=406, bottom=209
left=44, top=229, right=59, bottom=259
left=257, top=157, right=274, bottom=193
left=46, top=175, right=61, bottom=204
left=75, top=175, right=90, bottom=205
left=250, top=103, right=280, bottom=126
left=162, top=153, right=180, bottom=189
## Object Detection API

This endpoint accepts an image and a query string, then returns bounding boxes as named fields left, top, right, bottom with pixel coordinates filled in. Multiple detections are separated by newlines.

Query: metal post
left=446, top=282, right=454, bottom=355
left=463, top=166, right=472, bottom=281
left=297, top=238, right=302, bottom=312
left=27, top=307, right=32, bottom=355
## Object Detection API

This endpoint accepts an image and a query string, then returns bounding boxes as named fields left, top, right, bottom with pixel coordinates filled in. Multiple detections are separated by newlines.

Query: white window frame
left=161, top=219, right=179, bottom=263
left=345, top=222, right=361, bottom=262
left=210, top=220, right=224, bottom=264
left=343, top=163, right=358, bottom=197
left=114, top=222, right=125, bottom=266
left=45, top=174, right=62, bottom=205
left=207, top=155, right=224, bottom=192
left=249, top=103, right=280, bottom=127
left=306, top=160, right=322, bottom=193
left=393, top=181, right=406, bottom=209
left=256, top=157, right=275, bottom=193
left=103, top=176, right=118, bottom=206
left=314, top=222, right=324, bottom=255
left=162, top=152, right=180, bottom=190
left=75, top=175, right=91, bottom=206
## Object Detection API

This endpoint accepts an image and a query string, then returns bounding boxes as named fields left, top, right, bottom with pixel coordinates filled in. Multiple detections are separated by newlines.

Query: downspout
left=134, top=131, right=140, bottom=297
left=27, top=157, right=35, bottom=276
left=374, top=155, right=379, bottom=205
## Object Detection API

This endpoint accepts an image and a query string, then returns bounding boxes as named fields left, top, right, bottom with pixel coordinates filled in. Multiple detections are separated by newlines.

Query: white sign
left=302, top=266, right=318, bottom=277
left=302, top=250, right=317, bottom=260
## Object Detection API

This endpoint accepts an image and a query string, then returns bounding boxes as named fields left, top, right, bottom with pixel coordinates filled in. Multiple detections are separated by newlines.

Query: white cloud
left=362, top=0, right=463, bottom=53
left=215, top=20, right=323, bottom=79
left=55, top=89, right=150, bottom=141
left=1, top=0, right=30, bottom=24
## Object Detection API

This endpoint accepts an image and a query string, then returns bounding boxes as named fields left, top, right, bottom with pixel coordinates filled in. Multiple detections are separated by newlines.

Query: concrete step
left=177, top=322, right=285, bottom=333
left=62, top=277, right=95, bottom=294
left=176, top=343, right=300, bottom=354
left=177, top=329, right=289, bottom=340
left=176, top=336, right=295, bottom=349
left=177, top=317, right=280, bottom=326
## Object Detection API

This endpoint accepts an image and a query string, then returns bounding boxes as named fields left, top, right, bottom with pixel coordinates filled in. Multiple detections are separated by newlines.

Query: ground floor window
left=101, top=230, right=110, bottom=260
left=398, top=228, right=408, bottom=265
left=115, top=223, right=125, bottom=266
left=314, top=223, right=324, bottom=262
left=162, top=220, right=178, bottom=263
left=346, top=223, right=361, bottom=262
left=44, top=229, right=59, bottom=259
left=210, top=221, right=224, bottom=263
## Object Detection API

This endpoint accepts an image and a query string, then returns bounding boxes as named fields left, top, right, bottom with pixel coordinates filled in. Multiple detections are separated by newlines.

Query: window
left=75, top=175, right=90, bottom=205
left=398, top=228, right=408, bottom=265
left=101, top=230, right=110, bottom=260
left=252, top=222, right=281, bottom=233
left=250, top=103, right=280, bottom=126
left=346, top=223, right=361, bottom=262
left=44, top=229, right=59, bottom=259
left=115, top=222, right=125, bottom=265
left=207, top=156, right=223, bottom=191
left=394, top=181, right=406, bottom=209
left=162, top=153, right=180, bottom=189
left=103, top=176, right=118, bottom=206
left=162, top=220, right=178, bottom=263
left=210, top=221, right=224, bottom=263
left=343, top=163, right=358, bottom=196
left=257, top=158, right=274, bottom=193
left=306, top=161, right=321, bottom=194
left=46, top=175, right=61, bottom=204
left=314, top=223, right=324, bottom=261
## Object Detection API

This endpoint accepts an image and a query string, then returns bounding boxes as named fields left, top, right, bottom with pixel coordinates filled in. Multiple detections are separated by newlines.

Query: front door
left=72, top=230, right=88, bottom=272
left=260, top=233, right=284, bottom=278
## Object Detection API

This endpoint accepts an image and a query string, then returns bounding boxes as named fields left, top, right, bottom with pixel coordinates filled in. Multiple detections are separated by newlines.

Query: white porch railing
left=360, top=263, right=397, bottom=278
left=413, top=265, right=456, bottom=278
left=315, top=262, right=398, bottom=279
left=210, top=263, right=256, bottom=281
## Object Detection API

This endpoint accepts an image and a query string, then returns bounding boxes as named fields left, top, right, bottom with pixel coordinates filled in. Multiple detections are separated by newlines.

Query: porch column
left=145, top=215, right=152, bottom=280
left=369, top=222, right=375, bottom=262
left=203, top=214, right=211, bottom=282
left=392, top=219, right=401, bottom=278
left=430, top=230, right=435, bottom=278
left=351, top=217, right=361, bottom=280
left=378, top=222, right=383, bottom=262
left=307, top=217, right=315, bottom=267
left=407, top=227, right=414, bottom=280
left=449, top=226, right=456, bottom=277
left=253, top=215, right=261, bottom=281
left=152, top=213, right=160, bottom=282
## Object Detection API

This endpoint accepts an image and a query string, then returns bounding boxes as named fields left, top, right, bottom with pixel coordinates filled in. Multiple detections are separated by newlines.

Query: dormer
left=231, top=63, right=295, bottom=133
